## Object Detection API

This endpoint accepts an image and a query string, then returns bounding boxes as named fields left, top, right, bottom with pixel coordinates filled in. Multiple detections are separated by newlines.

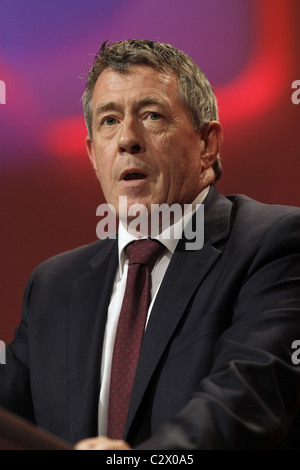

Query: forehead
left=92, top=65, right=180, bottom=107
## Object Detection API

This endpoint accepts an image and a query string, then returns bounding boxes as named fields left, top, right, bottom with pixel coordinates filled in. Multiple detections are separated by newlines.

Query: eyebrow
left=94, top=97, right=168, bottom=120
left=94, top=102, right=122, bottom=120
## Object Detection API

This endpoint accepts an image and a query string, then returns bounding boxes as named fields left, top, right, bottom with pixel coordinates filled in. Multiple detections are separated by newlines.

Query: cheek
left=93, top=157, right=114, bottom=197
left=153, top=134, right=176, bottom=172
left=98, top=161, right=115, bottom=190
left=151, top=132, right=169, bottom=155
left=93, top=141, right=114, bottom=172
left=169, top=147, right=201, bottom=190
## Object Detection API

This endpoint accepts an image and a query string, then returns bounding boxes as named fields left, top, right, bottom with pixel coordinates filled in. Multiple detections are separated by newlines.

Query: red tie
left=107, top=239, right=165, bottom=439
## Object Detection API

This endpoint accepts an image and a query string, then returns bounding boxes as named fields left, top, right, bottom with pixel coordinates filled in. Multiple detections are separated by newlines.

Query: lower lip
left=121, top=177, right=149, bottom=187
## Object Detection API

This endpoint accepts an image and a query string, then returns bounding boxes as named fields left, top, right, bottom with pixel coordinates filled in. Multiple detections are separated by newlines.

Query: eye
left=148, top=112, right=162, bottom=121
left=102, top=116, right=117, bottom=126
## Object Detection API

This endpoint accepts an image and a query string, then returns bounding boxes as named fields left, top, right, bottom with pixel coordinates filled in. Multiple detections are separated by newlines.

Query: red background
left=1, top=0, right=300, bottom=343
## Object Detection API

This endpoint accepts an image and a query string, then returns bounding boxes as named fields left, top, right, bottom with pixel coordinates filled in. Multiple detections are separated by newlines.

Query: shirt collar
left=117, top=186, right=210, bottom=276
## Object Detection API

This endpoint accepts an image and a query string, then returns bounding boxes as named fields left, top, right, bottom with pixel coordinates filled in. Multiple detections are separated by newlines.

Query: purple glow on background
left=0, top=0, right=253, bottom=165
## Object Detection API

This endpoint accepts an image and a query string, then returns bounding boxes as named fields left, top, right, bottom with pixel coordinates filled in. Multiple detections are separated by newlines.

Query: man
left=1, top=40, right=300, bottom=450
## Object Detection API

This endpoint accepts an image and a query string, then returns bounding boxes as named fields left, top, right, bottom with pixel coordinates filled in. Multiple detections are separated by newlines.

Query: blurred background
left=1, top=0, right=300, bottom=343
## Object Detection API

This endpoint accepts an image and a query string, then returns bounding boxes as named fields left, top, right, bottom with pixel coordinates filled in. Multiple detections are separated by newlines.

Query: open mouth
left=123, top=172, right=147, bottom=181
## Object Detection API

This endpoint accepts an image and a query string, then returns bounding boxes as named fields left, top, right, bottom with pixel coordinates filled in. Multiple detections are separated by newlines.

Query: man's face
left=86, top=65, right=218, bottom=221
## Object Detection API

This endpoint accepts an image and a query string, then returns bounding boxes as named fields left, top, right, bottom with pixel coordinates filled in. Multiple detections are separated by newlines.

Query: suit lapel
left=124, top=186, right=233, bottom=437
left=67, top=238, right=118, bottom=443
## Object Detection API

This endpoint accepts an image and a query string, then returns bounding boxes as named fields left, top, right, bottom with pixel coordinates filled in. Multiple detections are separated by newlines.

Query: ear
left=86, top=135, right=99, bottom=177
left=200, top=121, right=223, bottom=169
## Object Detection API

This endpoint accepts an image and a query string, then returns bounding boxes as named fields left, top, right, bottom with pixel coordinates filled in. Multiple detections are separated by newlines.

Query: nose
left=118, top=118, right=146, bottom=155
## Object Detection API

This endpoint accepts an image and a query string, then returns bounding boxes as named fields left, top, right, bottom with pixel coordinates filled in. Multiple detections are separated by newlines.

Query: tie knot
left=126, top=239, right=165, bottom=269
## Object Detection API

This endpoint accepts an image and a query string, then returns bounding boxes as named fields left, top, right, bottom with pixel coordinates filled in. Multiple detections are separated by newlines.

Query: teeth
left=124, top=172, right=146, bottom=180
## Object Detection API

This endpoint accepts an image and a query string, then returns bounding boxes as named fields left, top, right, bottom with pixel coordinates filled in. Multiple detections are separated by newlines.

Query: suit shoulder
left=31, top=237, right=117, bottom=281
left=227, top=193, right=300, bottom=227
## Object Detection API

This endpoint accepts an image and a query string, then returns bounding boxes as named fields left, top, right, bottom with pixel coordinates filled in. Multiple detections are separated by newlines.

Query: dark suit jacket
left=1, top=186, right=300, bottom=449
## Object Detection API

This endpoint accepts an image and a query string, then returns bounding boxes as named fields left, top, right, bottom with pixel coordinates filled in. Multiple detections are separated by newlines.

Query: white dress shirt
left=98, top=187, right=209, bottom=435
